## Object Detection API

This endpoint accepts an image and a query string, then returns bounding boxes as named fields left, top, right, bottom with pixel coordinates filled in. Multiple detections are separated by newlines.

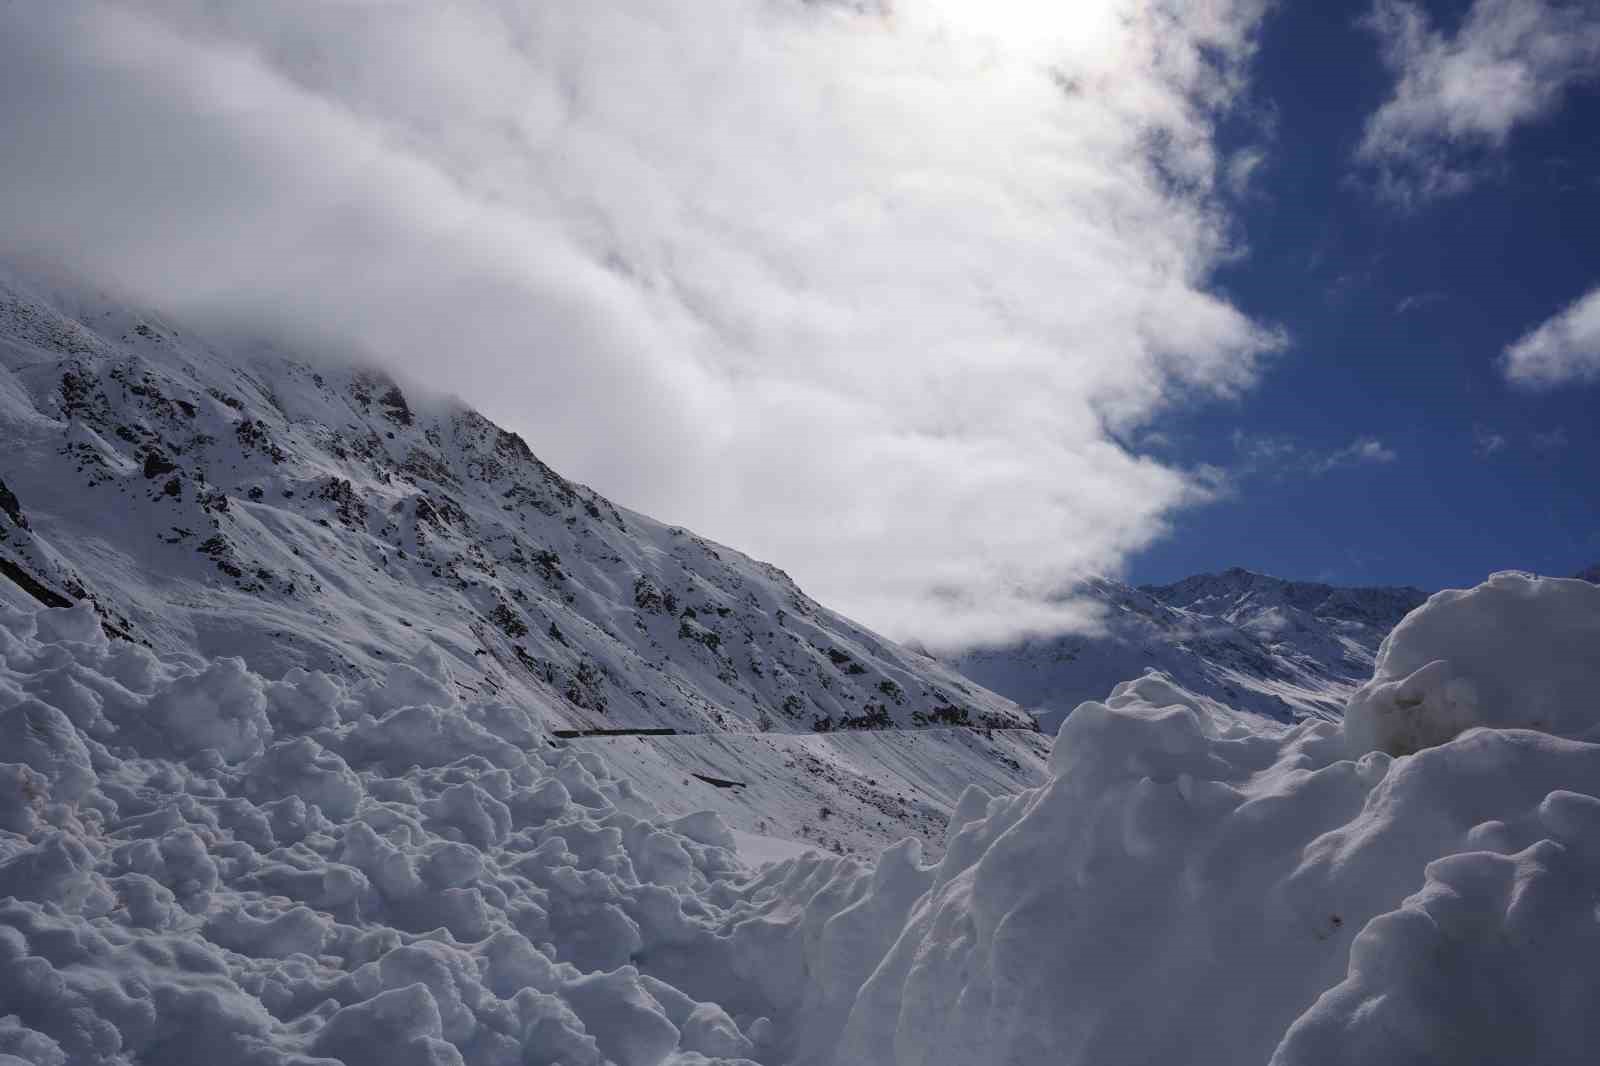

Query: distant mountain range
left=952, top=568, right=1430, bottom=731
left=955, top=561, right=1600, bottom=733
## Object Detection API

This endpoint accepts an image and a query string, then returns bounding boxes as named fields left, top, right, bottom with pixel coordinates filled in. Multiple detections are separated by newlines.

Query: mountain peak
left=956, top=568, right=1431, bottom=731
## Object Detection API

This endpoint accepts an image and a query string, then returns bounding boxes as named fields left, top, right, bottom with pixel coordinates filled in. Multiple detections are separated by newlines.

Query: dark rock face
left=0, top=478, right=25, bottom=530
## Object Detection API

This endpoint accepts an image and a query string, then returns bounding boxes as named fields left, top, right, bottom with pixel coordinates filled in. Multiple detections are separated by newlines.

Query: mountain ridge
left=0, top=267, right=1047, bottom=861
left=953, top=566, right=1429, bottom=730
left=0, top=270, right=1028, bottom=739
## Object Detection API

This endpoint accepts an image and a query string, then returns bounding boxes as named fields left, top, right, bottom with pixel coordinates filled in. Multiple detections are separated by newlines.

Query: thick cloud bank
left=5, top=574, right=1600, bottom=1064
left=0, top=1, right=1279, bottom=647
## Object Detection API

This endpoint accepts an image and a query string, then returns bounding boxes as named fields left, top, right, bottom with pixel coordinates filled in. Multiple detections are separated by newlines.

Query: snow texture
left=1346, top=571, right=1600, bottom=756
left=5, top=573, right=1600, bottom=1065
left=0, top=269, right=1026, bottom=740
left=822, top=572, right=1600, bottom=1066
left=0, top=600, right=787, bottom=1065
left=0, top=266, right=1046, bottom=860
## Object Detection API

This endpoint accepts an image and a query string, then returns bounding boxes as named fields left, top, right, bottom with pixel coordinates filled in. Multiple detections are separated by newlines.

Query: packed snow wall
left=3, top=571, right=1599, bottom=1066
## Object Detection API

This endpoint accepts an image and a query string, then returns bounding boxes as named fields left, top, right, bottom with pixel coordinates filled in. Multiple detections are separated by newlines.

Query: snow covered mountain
left=0, top=269, right=1046, bottom=862
left=0, top=272, right=1026, bottom=738
left=952, top=568, right=1427, bottom=730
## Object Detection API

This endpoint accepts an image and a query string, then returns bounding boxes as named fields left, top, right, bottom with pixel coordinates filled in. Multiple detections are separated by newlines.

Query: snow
left=954, top=570, right=1426, bottom=731
left=813, top=572, right=1600, bottom=1066
left=8, top=571, right=1600, bottom=1064
left=0, top=599, right=787, bottom=1065
left=5, top=268, right=1600, bottom=1064
left=728, top=832, right=817, bottom=868
left=1345, top=570, right=1600, bottom=755
left=0, top=264, right=1046, bottom=859
left=0, top=270, right=1028, bottom=739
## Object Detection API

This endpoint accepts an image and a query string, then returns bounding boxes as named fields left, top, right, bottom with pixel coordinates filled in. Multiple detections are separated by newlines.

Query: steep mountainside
left=953, top=568, right=1427, bottom=730
left=0, top=269, right=1045, bottom=861
left=0, top=271, right=1026, bottom=739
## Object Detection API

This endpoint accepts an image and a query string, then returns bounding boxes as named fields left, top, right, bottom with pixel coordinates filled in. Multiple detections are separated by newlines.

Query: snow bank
left=774, top=573, right=1600, bottom=1065
left=4, top=571, right=1599, bottom=1066
left=0, top=601, right=779, bottom=1065
left=1345, top=571, right=1600, bottom=755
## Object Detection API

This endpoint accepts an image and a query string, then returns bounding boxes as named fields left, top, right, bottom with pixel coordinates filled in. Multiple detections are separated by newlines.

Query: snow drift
left=1344, top=570, right=1600, bottom=755
left=3, top=572, right=1598, bottom=1066
left=822, top=571, right=1600, bottom=1065
left=0, top=599, right=789, bottom=1065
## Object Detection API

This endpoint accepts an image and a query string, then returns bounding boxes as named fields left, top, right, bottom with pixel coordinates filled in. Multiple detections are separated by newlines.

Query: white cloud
left=1315, top=436, right=1398, bottom=473
left=1233, top=432, right=1398, bottom=477
left=1474, top=425, right=1509, bottom=456
left=0, top=0, right=1280, bottom=649
left=1225, top=147, right=1268, bottom=197
left=1358, top=0, right=1600, bottom=203
left=1531, top=427, right=1568, bottom=451
left=1395, top=291, right=1445, bottom=314
left=1502, top=285, right=1600, bottom=388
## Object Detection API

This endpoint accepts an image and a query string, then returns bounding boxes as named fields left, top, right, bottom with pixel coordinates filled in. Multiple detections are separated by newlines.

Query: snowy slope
left=0, top=270, right=1026, bottom=740
left=952, top=568, right=1427, bottom=730
left=0, top=269, right=1047, bottom=864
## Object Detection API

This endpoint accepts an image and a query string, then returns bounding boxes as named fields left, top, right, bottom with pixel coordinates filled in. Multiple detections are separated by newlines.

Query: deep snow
left=5, top=572, right=1600, bottom=1065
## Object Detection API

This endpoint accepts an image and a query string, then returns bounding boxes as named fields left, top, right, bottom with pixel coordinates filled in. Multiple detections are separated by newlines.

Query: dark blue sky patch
left=1130, top=0, right=1600, bottom=589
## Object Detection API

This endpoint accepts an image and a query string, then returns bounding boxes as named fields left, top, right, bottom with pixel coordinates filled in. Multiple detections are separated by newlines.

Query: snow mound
left=812, top=678, right=1600, bottom=1063
left=1345, top=571, right=1600, bottom=756
left=0, top=601, right=783, bottom=1065
left=6, top=573, right=1600, bottom=1066
left=766, top=575, right=1600, bottom=1065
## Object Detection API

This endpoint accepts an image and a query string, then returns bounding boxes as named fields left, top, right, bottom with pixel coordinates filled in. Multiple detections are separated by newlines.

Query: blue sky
left=1131, top=0, right=1600, bottom=591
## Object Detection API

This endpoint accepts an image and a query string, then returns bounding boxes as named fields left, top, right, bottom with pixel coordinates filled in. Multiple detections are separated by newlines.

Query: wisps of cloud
left=1233, top=432, right=1398, bottom=478
left=1394, top=291, right=1446, bottom=314
left=1473, top=425, right=1509, bottom=456
left=1502, top=285, right=1600, bottom=388
left=1473, top=424, right=1571, bottom=455
left=1315, top=436, right=1399, bottom=473
left=1531, top=427, right=1569, bottom=452
left=1225, top=147, right=1269, bottom=198
left=0, top=0, right=1281, bottom=650
left=1356, top=0, right=1600, bottom=204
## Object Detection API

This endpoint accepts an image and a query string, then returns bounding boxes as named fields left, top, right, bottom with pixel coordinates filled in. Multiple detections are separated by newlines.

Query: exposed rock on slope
left=0, top=271, right=1027, bottom=740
